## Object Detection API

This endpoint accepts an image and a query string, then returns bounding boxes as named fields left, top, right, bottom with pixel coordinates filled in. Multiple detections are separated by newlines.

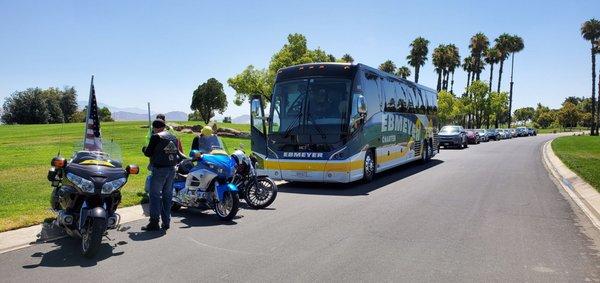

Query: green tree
left=437, top=90, right=456, bottom=125
left=513, top=107, right=535, bottom=125
left=432, top=44, right=447, bottom=91
left=340, top=54, right=354, bottom=63
left=223, top=116, right=232, bottom=123
left=98, top=107, right=114, bottom=122
left=462, top=56, right=473, bottom=95
left=489, top=91, right=509, bottom=128
left=467, top=80, right=489, bottom=128
left=59, top=86, right=78, bottom=122
left=536, top=111, right=555, bottom=129
left=581, top=18, right=600, bottom=135
left=396, top=66, right=411, bottom=79
left=191, top=78, right=228, bottom=124
left=494, top=33, right=512, bottom=93
left=558, top=102, right=580, bottom=130
left=1, top=88, right=50, bottom=124
left=378, top=60, right=396, bottom=74
left=41, top=88, right=65, bottom=123
left=227, top=65, right=271, bottom=106
left=446, top=44, right=461, bottom=93
left=407, top=37, right=429, bottom=83
left=229, top=33, right=336, bottom=104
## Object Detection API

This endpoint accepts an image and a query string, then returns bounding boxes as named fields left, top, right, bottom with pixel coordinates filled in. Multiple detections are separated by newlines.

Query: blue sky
left=1, top=0, right=598, bottom=118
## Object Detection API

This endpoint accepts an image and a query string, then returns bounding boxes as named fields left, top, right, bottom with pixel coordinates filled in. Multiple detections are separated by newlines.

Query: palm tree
left=507, top=35, right=524, bottom=128
left=581, top=19, right=600, bottom=135
left=462, top=56, right=473, bottom=96
left=396, top=66, right=411, bottom=79
left=469, top=33, right=490, bottom=80
left=432, top=44, right=447, bottom=91
left=341, top=54, right=354, bottom=64
left=379, top=60, right=397, bottom=74
left=484, top=47, right=501, bottom=92
left=407, top=37, right=429, bottom=83
left=495, top=33, right=512, bottom=93
left=446, top=44, right=461, bottom=93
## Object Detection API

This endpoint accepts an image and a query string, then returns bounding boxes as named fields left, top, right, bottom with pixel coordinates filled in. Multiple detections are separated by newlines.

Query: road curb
left=0, top=203, right=149, bottom=254
left=542, top=139, right=600, bottom=230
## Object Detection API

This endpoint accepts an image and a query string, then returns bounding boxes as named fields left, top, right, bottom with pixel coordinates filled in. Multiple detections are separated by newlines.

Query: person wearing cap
left=141, top=118, right=182, bottom=231
left=145, top=114, right=183, bottom=194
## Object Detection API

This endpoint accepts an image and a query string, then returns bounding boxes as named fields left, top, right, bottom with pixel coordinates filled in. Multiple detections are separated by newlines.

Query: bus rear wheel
left=363, top=150, right=375, bottom=183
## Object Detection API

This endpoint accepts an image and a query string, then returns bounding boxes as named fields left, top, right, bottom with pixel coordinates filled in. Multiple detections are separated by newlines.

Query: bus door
left=250, top=95, right=268, bottom=159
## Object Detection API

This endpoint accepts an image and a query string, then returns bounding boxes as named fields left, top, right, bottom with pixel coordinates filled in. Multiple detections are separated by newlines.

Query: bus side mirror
left=357, top=95, right=367, bottom=117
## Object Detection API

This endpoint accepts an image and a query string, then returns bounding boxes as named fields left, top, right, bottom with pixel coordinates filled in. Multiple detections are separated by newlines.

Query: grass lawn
left=0, top=121, right=250, bottom=232
left=552, top=136, right=600, bottom=192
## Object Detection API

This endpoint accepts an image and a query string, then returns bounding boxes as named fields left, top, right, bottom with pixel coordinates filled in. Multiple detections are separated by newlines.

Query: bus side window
left=431, top=90, right=438, bottom=112
left=403, top=86, right=414, bottom=113
left=421, top=88, right=429, bottom=114
left=383, top=79, right=396, bottom=112
left=362, top=72, right=382, bottom=115
left=416, top=88, right=425, bottom=114
left=396, top=81, right=407, bottom=113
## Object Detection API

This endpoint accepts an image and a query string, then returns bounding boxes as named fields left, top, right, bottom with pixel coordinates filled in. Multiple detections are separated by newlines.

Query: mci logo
left=283, top=152, right=324, bottom=159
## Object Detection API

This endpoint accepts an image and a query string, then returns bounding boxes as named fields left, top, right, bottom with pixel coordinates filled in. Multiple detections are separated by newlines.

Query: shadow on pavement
left=279, top=159, right=443, bottom=196
left=127, top=230, right=165, bottom=241
left=22, top=237, right=125, bottom=268
left=174, top=209, right=239, bottom=229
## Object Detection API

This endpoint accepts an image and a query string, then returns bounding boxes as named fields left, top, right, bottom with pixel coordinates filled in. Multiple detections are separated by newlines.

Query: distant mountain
left=232, top=115, right=250, bottom=124
left=112, top=111, right=188, bottom=121
left=78, top=101, right=188, bottom=121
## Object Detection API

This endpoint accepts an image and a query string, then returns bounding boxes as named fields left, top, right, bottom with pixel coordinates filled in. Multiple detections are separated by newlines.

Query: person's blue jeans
left=149, top=166, right=175, bottom=226
left=144, top=165, right=153, bottom=194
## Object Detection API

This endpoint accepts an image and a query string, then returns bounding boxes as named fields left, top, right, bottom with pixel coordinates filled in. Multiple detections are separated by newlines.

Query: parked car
left=487, top=129, right=499, bottom=141
left=476, top=129, right=489, bottom=142
left=509, top=128, right=518, bottom=138
left=465, top=129, right=480, bottom=144
left=528, top=128, right=537, bottom=136
left=502, top=129, right=513, bottom=139
left=438, top=125, right=468, bottom=149
left=516, top=127, right=529, bottom=137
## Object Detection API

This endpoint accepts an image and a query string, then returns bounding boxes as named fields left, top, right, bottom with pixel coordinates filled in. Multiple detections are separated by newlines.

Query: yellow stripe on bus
left=263, top=160, right=363, bottom=172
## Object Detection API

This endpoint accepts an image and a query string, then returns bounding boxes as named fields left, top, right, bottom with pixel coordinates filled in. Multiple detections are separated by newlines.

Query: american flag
left=83, top=76, right=102, bottom=151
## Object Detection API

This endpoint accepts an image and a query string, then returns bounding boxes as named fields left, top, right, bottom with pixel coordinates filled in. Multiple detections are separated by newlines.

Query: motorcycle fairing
left=215, top=183, right=238, bottom=201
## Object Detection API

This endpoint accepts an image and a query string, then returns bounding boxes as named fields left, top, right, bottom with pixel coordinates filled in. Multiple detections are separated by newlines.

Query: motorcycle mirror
left=51, top=157, right=67, bottom=168
left=126, top=165, right=139, bottom=175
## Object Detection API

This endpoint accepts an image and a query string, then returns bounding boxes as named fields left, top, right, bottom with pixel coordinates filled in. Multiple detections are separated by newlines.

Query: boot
left=141, top=218, right=160, bottom=231
left=161, top=223, right=170, bottom=231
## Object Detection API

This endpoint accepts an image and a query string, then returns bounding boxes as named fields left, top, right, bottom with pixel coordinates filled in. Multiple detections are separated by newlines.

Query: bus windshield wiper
left=306, top=112, right=326, bottom=139
left=283, top=111, right=303, bottom=138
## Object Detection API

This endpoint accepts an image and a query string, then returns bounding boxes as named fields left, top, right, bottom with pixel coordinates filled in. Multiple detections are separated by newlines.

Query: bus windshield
left=270, top=78, right=351, bottom=136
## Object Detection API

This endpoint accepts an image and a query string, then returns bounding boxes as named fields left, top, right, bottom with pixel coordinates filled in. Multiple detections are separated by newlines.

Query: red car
left=465, top=129, right=480, bottom=144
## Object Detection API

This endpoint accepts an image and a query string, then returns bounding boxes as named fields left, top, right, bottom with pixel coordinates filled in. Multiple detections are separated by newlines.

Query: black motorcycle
left=231, top=148, right=277, bottom=209
left=48, top=147, right=138, bottom=258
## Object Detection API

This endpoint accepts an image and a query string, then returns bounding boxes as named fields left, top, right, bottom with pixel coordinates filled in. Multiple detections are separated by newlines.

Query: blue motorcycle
left=171, top=136, right=239, bottom=221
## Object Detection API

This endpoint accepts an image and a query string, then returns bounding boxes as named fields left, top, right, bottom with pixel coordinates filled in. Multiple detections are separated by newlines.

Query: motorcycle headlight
left=67, top=173, right=95, bottom=193
left=101, top=177, right=127, bottom=194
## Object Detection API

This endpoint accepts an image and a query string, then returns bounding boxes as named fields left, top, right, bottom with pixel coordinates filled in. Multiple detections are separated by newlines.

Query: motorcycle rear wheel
left=245, top=177, right=277, bottom=209
left=81, top=218, right=105, bottom=258
left=215, top=191, right=239, bottom=221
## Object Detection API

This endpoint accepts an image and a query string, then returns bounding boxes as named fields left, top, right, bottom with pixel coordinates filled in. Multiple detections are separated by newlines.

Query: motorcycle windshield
left=194, top=135, right=227, bottom=155
left=70, top=141, right=123, bottom=168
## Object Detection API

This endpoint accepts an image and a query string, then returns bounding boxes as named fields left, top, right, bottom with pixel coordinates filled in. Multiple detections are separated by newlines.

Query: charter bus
left=249, top=63, right=438, bottom=183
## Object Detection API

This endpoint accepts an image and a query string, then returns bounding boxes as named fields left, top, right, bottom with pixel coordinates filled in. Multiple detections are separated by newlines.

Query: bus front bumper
left=256, top=158, right=364, bottom=183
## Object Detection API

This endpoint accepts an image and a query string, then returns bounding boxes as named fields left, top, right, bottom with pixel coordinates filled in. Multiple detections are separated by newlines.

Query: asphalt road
left=1, top=134, right=599, bottom=282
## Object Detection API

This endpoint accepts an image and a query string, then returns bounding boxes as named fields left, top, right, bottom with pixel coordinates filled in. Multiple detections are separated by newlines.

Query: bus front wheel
left=363, top=150, right=375, bottom=182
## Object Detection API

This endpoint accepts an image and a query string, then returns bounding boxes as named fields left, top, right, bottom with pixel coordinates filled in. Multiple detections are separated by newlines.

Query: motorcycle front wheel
left=215, top=191, right=239, bottom=221
left=81, top=218, right=105, bottom=258
left=245, top=177, right=278, bottom=209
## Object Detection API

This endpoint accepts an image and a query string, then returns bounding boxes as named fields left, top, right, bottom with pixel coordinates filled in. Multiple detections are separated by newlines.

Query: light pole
left=508, top=52, right=515, bottom=128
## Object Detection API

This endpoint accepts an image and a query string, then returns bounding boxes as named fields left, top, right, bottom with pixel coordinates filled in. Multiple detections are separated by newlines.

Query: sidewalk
left=542, top=139, right=600, bottom=229
left=0, top=203, right=149, bottom=254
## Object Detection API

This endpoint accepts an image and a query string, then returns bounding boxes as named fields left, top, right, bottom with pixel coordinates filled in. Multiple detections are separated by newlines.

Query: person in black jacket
left=141, top=118, right=183, bottom=231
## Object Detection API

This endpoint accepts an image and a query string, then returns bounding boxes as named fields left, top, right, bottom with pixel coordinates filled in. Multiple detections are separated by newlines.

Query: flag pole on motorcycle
left=83, top=75, right=102, bottom=152
left=145, top=102, right=152, bottom=144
